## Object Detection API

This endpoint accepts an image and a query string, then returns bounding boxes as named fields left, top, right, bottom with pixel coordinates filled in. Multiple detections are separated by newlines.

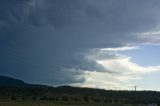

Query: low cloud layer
left=0, top=0, right=160, bottom=87
left=81, top=47, right=160, bottom=90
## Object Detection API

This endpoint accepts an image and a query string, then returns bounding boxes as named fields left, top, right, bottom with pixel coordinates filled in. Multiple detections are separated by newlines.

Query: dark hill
left=0, top=75, right=28, bottom=87
left=0, top=75, right=46, bottom=87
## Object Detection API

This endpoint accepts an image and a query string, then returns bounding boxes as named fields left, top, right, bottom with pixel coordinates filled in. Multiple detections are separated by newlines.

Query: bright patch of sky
left=121, top=45, right=160, bottom=66
left=118, top=45, right=160, bottom=91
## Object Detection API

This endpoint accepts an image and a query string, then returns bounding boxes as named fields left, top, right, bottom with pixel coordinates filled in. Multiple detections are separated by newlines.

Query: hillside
left=0, top=75, right=28, bottom=87
left=0, top=75, right=160, bottom=105
left=0, top=75, right=47, bottom=88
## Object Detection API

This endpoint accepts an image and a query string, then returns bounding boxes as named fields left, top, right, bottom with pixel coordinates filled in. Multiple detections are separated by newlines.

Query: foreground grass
left=0, top=102, right=104, bottom=106
left=0, top=101, right=105, bottom=106
left=0, top=101, right=149, bottom=106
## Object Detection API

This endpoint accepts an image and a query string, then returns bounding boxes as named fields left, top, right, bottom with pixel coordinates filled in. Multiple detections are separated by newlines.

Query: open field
left=0, top=86, right=159, bottom=106
left=0, top=101, right=150, bottom=106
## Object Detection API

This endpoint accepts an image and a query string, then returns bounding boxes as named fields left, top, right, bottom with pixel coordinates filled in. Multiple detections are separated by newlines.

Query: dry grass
left=0, top=101, right=148, bottom=106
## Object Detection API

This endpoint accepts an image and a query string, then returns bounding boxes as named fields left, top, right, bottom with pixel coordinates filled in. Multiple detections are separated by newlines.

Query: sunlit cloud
left=100, top=46, right=139, bottom=52
left=75, top=47, right=160, bottom=90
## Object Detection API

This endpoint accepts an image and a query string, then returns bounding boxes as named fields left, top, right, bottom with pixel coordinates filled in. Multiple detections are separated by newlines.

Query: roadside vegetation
left=0, top=86, right=160, bottom=106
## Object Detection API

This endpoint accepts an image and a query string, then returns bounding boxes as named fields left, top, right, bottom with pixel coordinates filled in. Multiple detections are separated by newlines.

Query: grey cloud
left=0, top=0, right=160, bottom=85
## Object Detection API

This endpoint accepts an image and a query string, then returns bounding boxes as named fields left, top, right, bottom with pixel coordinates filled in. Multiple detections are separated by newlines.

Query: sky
left=0, top=0, right=160, bottom=91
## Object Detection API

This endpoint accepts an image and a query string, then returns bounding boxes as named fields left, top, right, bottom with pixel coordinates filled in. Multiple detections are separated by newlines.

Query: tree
left=83, top=96, right=89, bottom=102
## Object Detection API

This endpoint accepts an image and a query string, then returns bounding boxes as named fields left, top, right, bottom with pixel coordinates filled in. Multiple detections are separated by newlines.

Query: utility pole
left=133, top=86, right=138, bottom=91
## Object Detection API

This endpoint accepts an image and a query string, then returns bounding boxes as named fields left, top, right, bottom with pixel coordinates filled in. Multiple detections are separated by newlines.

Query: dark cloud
left=0, top=0, right=160, bottom=85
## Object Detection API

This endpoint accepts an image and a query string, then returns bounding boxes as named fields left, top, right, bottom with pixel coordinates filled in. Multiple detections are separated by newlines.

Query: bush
left=11, top=96, right=17, bottom=100
left=62, top=96, right=69, bottom=101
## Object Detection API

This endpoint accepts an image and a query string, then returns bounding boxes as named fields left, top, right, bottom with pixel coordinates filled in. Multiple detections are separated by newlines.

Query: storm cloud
left=1, top=0, right=160, bottom=86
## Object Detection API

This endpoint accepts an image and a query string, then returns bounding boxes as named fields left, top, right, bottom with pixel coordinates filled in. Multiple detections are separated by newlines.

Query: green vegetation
left=0, top=86, right=160, bottom=106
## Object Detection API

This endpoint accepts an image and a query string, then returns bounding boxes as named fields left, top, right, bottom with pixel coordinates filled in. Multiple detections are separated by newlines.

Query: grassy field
left=0, top=101, right=105, bottom=106
left=0, top=101, right=149, bottom=106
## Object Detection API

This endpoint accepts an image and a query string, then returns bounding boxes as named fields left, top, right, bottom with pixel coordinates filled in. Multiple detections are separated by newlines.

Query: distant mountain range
left=0, top=75, right=108, bottom=96
left=0, top=75, right=47, bottom=87
left=0, top=75, right=160, bottom=105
